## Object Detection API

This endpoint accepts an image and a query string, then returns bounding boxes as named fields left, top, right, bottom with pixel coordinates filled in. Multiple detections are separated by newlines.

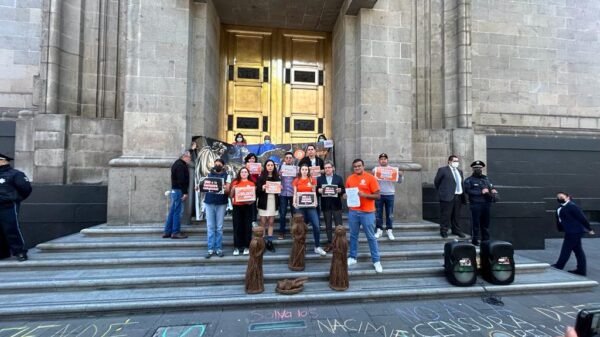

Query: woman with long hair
left=293, top=164, right=326, bottom=256
left=256, top=159, right=281, bottom=252
left=229, top=167, right=255, bottom=256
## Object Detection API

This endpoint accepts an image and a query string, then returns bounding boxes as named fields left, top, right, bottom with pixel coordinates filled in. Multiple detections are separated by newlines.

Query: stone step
left=0, top=247, right=456, bottom=270
left=81, top=222, right=441, bottom=236
left=0, top=269, right=594, bottom=319
left=38, top=231, right=456, bottom=252
left=0, top=262, right=549, bottom=293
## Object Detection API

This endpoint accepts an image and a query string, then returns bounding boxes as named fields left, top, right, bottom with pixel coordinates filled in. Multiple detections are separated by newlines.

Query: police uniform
left=464, top=160, right=496, bottom=246
left=0, top=153, right=32, bottom=261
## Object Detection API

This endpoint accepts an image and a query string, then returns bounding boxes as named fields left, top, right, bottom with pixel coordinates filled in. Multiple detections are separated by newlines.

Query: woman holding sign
left=229, top=167, right=255, bottom=256
left=293, top=164, right=327, bottom=256
left=256, top=160, right=281, bottom=253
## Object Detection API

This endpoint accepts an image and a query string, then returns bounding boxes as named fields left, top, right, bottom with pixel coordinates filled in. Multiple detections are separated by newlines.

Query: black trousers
left=0, top=203, right=27, bottom=257
left=470, top=202, right=491, bottom=241
left=439, top=195, right=463, bottom=234
left=322, top=209, right=343, bottom=243
left=554, top=232, right=586, bottom=275
left=232, top=204, right=253, bottom=249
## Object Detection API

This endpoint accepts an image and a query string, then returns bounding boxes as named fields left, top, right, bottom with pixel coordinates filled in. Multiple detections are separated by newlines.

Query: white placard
left=346, top=187, right=360, bottom=208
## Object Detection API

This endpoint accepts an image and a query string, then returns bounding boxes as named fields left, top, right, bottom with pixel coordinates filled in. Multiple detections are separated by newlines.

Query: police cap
left=0, top=153, right=13, bottom=161
left=470, top=160, right=485, bottom=168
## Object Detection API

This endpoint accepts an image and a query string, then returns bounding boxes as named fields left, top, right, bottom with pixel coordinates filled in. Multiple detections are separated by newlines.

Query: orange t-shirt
left=345, top=172, right=380, bottom=212
left=293, top=177, right=317, bottom=192
left=231, top=179, right=255, bottom=205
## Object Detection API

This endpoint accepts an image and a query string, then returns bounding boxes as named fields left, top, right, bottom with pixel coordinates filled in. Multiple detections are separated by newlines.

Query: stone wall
left=472, top=0, right=600, bottom=132
left=0, top=0, right=42, bottom=113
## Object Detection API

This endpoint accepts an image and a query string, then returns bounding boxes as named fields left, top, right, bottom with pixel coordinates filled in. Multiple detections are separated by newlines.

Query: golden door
left=219, top=26, right=331, bottom=145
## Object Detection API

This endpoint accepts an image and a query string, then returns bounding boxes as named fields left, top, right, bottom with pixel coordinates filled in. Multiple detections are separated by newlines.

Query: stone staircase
left=0, top=218, right=596, bottom=319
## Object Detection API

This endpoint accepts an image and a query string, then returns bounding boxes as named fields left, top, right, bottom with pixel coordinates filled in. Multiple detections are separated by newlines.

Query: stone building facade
left=1, top=0, right=599, bottom=227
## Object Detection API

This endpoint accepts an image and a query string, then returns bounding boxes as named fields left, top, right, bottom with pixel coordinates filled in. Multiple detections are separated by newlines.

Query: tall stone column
left=333, top=1, right=422, bottom=220
left=107, top=0, right=193, bottom=225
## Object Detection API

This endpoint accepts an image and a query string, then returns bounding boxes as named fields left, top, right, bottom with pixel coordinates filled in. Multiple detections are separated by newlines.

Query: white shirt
left=451, top=166, right=463, bottom=195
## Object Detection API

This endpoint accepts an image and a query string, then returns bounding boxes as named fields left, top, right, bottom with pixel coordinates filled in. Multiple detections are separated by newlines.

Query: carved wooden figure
left=329, top=225, right=349, bottom=291
left=288, top=214, right=308, bottom=271
left=245, top=226, right=266, bottom=294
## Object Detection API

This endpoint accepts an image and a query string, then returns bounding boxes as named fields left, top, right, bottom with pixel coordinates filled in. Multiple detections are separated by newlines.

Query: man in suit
left=552, top=192, right=595, bottom=276
left=434, top=155, right=466, bottom=238
left=316, top=160, right=345, bottom=251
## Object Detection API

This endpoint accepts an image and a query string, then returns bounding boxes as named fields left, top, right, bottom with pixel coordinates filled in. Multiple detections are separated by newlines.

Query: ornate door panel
left=220, top=26, right=330, bottom=145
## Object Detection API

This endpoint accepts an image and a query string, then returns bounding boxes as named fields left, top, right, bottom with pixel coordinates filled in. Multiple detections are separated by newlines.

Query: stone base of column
left=107, top=157, right=176, bottom=225
left=391, top=162, right=423, bottom=221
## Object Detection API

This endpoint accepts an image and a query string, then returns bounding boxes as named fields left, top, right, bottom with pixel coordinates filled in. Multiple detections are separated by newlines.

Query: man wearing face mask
left=434, top=155, right=467, bottom=238
left=552, top=192, right=595, bottom=276
left=464, top=161, right=497, bottom=246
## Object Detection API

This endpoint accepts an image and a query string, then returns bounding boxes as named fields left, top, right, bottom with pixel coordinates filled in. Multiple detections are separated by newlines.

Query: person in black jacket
left=256, top=159, right=281, bottom=252
left=298, top=144, right=324, bottom=173
left=464, top=160, right=498, bottom=246
left=552, top=192, right=595, bottom=276
left=316, top=161, right=345, bottom=251
left=434, top=155, right=466, bottom=238
left=0, top=153, right=32, bottom=262
left=163, top=151, right=191, bottom=239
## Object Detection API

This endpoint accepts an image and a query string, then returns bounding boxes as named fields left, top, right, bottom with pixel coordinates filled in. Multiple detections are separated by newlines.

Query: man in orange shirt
left=345, top=158, right=383, bottom=273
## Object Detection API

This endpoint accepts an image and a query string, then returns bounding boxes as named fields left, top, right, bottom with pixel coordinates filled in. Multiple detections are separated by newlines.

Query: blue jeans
left=278, top=195, right=294, bottom=234
left=348, top=210, right=380, bottom=263
left=205, top=203, right=226, bottom=252
left=375, top=194, right=394, bottom=230
left=164, top=189, right=184, bottom=235
left=296, top=207, right=321, bottom=248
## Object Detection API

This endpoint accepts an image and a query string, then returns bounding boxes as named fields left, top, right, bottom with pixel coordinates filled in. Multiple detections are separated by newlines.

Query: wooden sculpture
left=288, top=213, right=308, bottom=271
left=275, top=277, right=309, bottom=295
left=245, top=226, right=266, bottom=294
left=329, top=225, right=349, bottom=291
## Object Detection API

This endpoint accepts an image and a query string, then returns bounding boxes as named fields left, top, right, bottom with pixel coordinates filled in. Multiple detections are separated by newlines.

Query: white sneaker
left=314, top=247, right=327, bottom=256
left=373, top=261, right=383, bottom=273
left=347, top=257, right=357, bottom=266
left=387, top=229, right=395, bottom=240
left=233, top=248, right=240, bottom=256
left=243, top=248, right=249, bottom=255
left=252, top=221, right=258, bottom=228
left=375, top=228, right=383, bottom=239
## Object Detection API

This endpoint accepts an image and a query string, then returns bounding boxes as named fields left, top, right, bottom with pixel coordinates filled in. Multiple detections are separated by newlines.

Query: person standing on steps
left=203, top=159, right=230, bottom=259
left=373, top=153, right=404, bottom=241
left=345, top=159, right=383, bottom=273
left=163, top=151, right=191, bottom=239
left=256, top=159, right=281, bottom=253
left=317, top=160, right=345, bottom=251
left=0, top=153, right=32, bottom=262
left=463, top=160, right=498, bottom=246
left=230, top=167, right=255, bottom=256
left=551, top=192, right=595, bottom=276
left=277, top=152, right=296, bottom=240
left=434, top=155, right=466, bottom=239
left=293, top=164, right=327, bottom=257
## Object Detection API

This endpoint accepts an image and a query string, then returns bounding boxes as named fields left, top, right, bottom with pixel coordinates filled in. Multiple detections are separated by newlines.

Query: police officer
left=464, top=160, right=497, bottom=246
left=0, top=153, right=32, bottom=261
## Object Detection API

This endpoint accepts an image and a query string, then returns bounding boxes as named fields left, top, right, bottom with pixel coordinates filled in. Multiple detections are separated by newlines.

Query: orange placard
left=247, top=163, right=262, bottom=175
left=234, top=186, right=256, bottom=203
left=374, top=166, right=399, bottom=182
left=309, top=166, right=321, bottom=178
left=265, top=181, right=282, bottom=194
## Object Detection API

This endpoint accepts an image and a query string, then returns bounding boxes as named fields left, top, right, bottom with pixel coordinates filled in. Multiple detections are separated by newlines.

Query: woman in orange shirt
left=293, top=164, right=326, bottom=256
left=229, top=167, right=255, bottom=256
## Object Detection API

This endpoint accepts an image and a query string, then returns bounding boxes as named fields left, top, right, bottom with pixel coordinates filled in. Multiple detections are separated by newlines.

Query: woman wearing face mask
left=551, top=192, right=595, bottom=276
left=293, top=164, right=327, bottom=256
left=464, top=160, right=498, bottom=246
left=256, top=159, right=281, bottom=252
left=229, top=167, right=255, bottom=256
left=233, top=133, right=246, bottom=146
left=203, top=159, right=231, bottom=258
